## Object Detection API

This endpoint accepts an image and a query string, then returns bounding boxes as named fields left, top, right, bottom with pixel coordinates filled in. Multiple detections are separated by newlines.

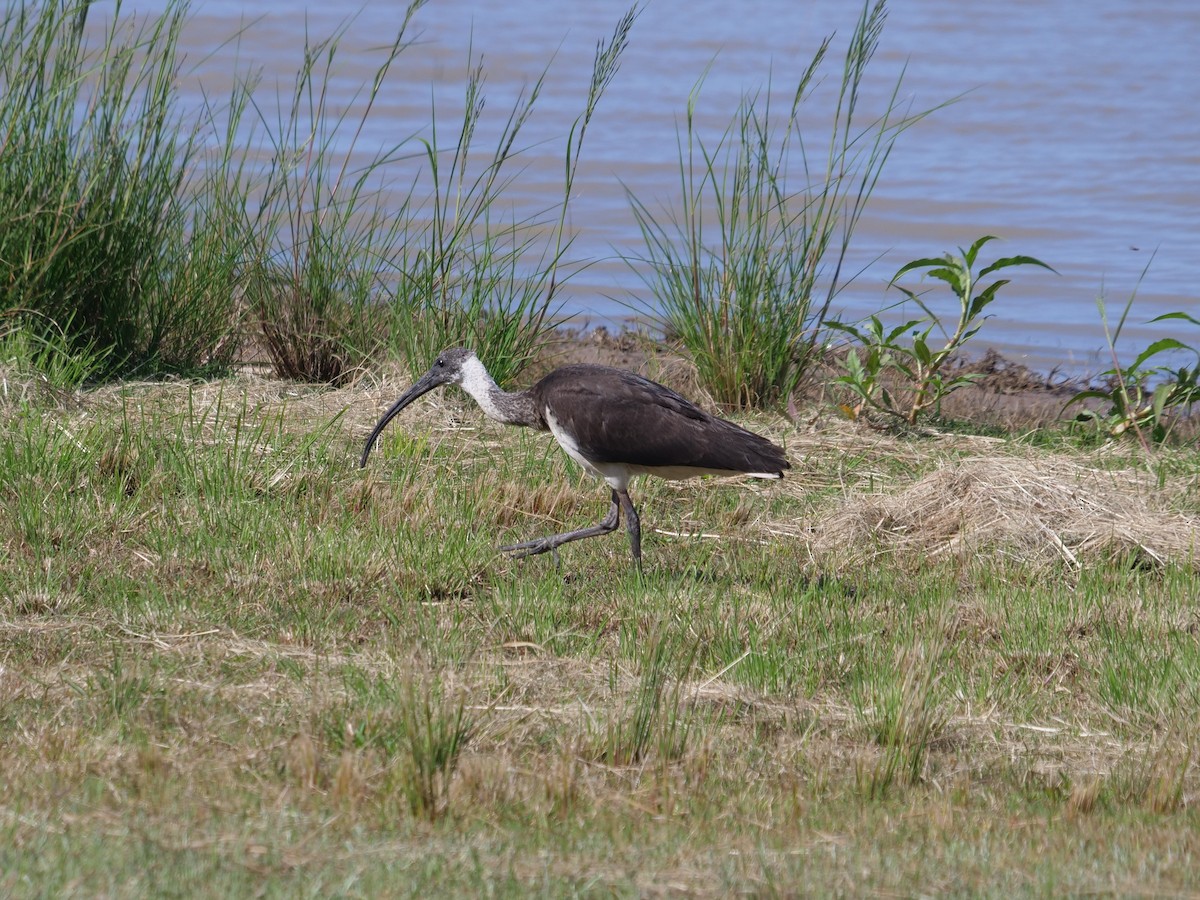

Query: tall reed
left=0, top=0, right=251, bottom=379
left=244, top=4, right=636, bottom=387
left=244, top=5, right=426, bottom=385
left=388, top=7, right=638, bottom=386
left=628, top=1, right=934, bottom=409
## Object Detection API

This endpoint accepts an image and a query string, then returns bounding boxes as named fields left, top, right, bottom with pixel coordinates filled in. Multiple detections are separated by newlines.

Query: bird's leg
left=616, top=489, right=641, bottom=565
left=500, top=489, right=621, bottom=560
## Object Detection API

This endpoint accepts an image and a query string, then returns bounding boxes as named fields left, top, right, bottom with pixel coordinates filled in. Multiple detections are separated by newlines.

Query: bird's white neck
left=458, top=355, right=536, bottom=426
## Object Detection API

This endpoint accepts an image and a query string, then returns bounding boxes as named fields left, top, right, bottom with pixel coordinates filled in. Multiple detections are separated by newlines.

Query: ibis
left=359, top=348, right=789, bottom=564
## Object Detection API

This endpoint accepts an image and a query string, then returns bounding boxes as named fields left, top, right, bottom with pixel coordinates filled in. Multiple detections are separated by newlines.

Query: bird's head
left=424, top=347, right=477, bottom=387
left=359, top=347, right=478, bottom=467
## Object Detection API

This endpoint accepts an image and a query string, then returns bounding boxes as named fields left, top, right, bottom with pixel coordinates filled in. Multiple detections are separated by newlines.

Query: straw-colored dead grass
left=811, top=454, right=1200, bottom=570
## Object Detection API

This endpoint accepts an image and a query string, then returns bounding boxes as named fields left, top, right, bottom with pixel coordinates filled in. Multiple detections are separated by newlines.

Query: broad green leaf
left=1151, top=381, right=1173, bottom=420
left=967, top=279, right=1009, bottom=319
left=924, top=266, right=966, bottom=295
left=835, top=378, right=870, bottom=400
left=846, top=349, right=864, bottom=378
left=913, top=336, right=932, bottom=367
left=961, top=235, right=998, bottom=267
left=1131, top=337, right=1190, bottom=373
left=978, top=255, right=1056, bottom=277
left=886, top=318, right=925, bottom=343
left=891, top=257, right=953, bottom=283
left=1148, top=310, right=1200, bottom=328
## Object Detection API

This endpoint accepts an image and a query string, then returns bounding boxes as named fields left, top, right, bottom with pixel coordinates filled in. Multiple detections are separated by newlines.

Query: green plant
left=628, top=1, right=936, bottom=410
left=831, top=235, right=1054, bottom=425
left=594, top=624, right=699, bottom=767
left=389, top=7, right=637, bottom=387
left=0, top=0, right=253, bottom=378
left=1066, top=291, right=1200, bottom=447
left=245, top=6, right=426, bottom=385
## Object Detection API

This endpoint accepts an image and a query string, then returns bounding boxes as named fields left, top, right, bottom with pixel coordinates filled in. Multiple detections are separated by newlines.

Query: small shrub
left=831, top=235, right=1054, bottom=425
left=1067, top=290, right=1200, bottom=446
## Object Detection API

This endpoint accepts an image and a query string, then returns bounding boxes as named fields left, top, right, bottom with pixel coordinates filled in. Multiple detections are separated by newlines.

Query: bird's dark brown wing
left=531, top=366, right=789, bottom=475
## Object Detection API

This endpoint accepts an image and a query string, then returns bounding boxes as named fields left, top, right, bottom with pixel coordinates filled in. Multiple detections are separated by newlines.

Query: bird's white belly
left=545, top=410, right=633, bottom=491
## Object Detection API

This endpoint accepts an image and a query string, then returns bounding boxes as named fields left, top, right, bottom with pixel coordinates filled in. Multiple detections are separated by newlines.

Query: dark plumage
left=529, top=365, right=788, bottom=477
left=360, top=348, right=789, bottom=565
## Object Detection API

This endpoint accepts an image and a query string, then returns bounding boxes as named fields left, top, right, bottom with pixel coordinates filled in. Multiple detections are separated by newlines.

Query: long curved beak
left=359, top=368, right=447, bottom=468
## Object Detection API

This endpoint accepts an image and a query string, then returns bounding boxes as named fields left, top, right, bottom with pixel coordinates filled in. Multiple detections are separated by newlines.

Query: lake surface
left=117, top=0, right=1199, bottom=375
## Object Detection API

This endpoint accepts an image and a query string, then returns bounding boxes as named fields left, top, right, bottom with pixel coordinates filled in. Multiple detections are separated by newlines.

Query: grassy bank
left=1, top=365, right=1198, bottom=894
left=2, top=0, right=1198, bottom=893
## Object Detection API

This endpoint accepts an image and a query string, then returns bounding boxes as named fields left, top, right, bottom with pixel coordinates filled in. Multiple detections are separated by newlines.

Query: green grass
left=627, top=0, right=940, bottom=410
left=0, top=0, right=251, bottom=378
left=0, top=0, right=636, bottom=389
left=2, top=372, right=1198, bottom=895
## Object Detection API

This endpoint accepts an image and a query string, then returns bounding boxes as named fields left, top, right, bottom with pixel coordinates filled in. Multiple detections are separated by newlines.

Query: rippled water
left=121, top=0, right=1199, bottom=374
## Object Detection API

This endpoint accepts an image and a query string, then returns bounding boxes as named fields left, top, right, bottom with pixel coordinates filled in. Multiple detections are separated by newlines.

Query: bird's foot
left=498, top=537, right=559, bottom=559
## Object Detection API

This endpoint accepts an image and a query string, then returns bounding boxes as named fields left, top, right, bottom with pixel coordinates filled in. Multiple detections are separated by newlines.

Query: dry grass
left=810, top=452, right=1200, bottom=570
left=2, top=370, right=1200, bottom=894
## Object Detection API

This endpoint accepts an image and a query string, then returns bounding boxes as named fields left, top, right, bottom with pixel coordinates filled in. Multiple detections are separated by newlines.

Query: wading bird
left=360, top=348, right=789, bottom=565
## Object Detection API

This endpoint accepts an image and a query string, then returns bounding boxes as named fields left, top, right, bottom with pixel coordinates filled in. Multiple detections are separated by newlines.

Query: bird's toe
left=499, top=538, right=554, bottom=558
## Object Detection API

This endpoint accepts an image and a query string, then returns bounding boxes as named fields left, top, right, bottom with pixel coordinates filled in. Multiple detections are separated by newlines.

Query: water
left=115, top=0, right=1200, bottom=374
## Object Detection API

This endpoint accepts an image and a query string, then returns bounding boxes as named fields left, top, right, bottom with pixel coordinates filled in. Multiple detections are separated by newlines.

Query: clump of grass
left=628, top=1, right=935, bottom=409
left=388, top=7, right=638, bottom=387
left=0, top=310, right=112, bottom=403
left=592, top=624, right=700, bottom=767
left=855, top=640, right=948, bottom=798
left=89, top=647, right=157, bottom=737
left=0, top=0, right=252, bottom=378
left=329, top=669, right=474, bottom=821
left=246, top=5, right=426, bottom=385
left=386, top=677, right=474, bottom=821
